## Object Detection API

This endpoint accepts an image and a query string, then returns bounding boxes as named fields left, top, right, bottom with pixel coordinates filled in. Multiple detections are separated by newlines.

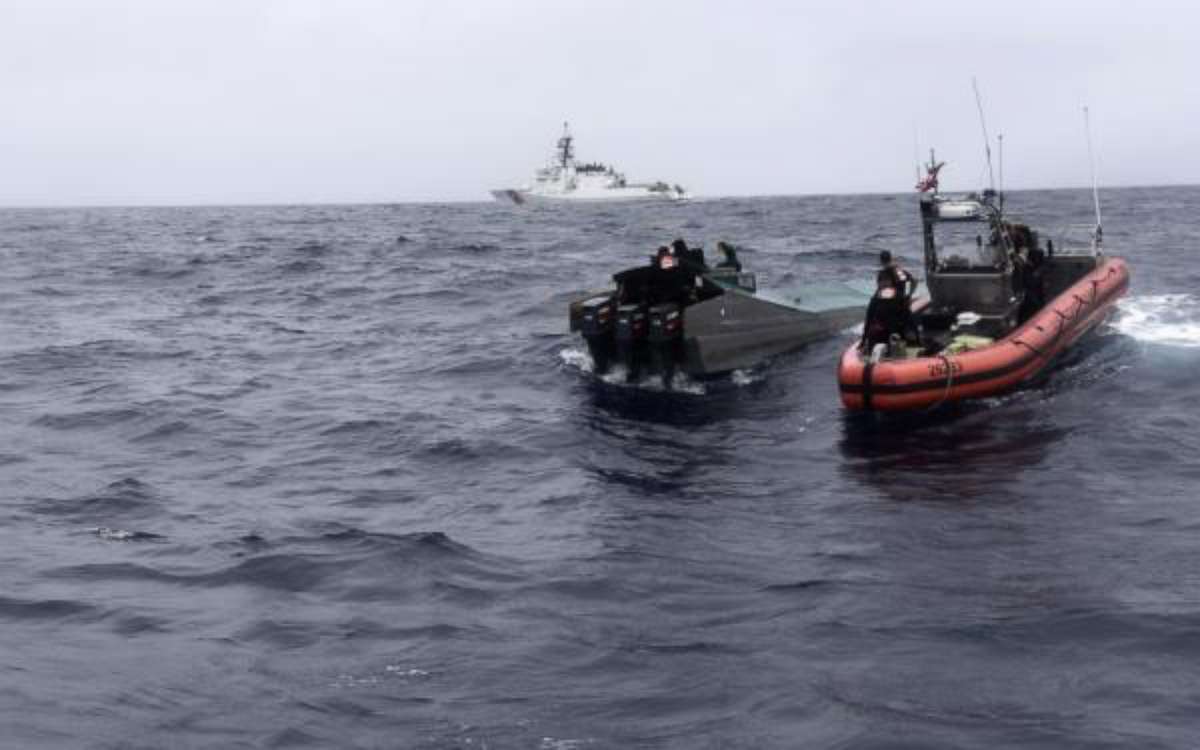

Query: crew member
left=651, top=245, right=692, bottom=305
left=1017, top=246, right=1047, bottom=322
left=861, top=275, right=909, bottom=351
left=672, top=238, right=707, bottom=274
left=715, top=241, right=742, bottom=271
left=878, top=250, right=917, bottom=300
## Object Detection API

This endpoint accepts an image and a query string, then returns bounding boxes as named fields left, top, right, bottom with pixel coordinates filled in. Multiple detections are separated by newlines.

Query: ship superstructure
left=492, top=123, right=688, bottom=204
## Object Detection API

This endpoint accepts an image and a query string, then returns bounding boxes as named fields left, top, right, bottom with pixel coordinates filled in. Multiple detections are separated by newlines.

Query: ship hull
left=491, top=188, right=687, bottom=205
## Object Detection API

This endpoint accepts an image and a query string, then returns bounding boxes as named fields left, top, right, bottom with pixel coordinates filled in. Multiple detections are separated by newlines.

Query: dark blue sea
left=2, top=188, right=1199, bottom=749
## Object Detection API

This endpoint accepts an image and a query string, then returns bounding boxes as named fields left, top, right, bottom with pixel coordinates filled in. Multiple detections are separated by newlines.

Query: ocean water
left=1, top=188, right=1199, bottom=748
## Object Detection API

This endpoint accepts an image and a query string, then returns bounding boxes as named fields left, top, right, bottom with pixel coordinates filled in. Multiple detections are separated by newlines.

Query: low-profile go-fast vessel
left=570, top=245, right=871, bottom=385
left=492, top=123, right=688, bottom=204
left=837, top=153, right=1130, bottom=412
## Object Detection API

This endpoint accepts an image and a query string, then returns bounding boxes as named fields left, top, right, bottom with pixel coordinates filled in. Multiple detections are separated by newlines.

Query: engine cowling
left=648, top=303, right=683, bottom=342
left=578, top=295, right=615, bottom=337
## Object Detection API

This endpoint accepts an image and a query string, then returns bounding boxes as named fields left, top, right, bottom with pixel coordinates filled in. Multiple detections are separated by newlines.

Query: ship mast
left=916, top=148, right=944, bottom=195
left=557, top=121, right=574, bottom=169
left=1084, top=106, right=1102, bottom=250
left=928, top=148, right=939, bottom=195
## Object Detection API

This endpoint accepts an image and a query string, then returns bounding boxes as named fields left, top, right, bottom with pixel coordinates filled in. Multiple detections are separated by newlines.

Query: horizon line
left=0, top=180, right=1195, bottom=211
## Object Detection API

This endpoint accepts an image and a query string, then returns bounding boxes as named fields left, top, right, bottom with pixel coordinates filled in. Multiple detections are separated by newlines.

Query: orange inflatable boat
left=839, top=256, right=1129, bottom=411
left=837, top=168, right=1130, bottom=413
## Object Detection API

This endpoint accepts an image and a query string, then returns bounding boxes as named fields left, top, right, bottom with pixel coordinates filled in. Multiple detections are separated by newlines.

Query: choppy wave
left=1112, top=294, right=1200, bottom=347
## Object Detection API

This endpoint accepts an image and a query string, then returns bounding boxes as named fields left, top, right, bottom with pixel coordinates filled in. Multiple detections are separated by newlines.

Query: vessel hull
left=491, top=188, right=687, bottom=205
left=683, top=291, right=863, bottom=374
left=570, top=281, right=869, bottom=379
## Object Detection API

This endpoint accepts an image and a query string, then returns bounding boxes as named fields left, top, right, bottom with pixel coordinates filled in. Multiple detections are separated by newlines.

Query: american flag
left=916, top=161, right=945, bottom=193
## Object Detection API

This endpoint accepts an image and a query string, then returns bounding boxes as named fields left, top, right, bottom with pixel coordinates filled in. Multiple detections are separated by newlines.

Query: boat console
left=885, top=187, right=1109, bottom=358
left=912, top=192, right=1026, bottom=345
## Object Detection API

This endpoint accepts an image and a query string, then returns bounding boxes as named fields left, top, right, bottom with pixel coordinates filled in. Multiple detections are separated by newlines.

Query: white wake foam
left=664, top=372, right=706, bottom=395
left=730, top=369, right=760, bottom=387
left=1112, top=295, right=1200, bottom=348
left=558, top=347, right=594, bottom=373
left=607, top=367, right=707, bottom=395
left=557, top=347, right=707, bottom=394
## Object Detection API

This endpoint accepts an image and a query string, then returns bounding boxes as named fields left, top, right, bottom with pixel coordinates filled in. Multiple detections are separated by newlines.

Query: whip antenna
left=998, top=133, right=1005, bottom=209
left=1084, top=106, right=1102, bottom=246
left=972, top=77, right=996, bottom=193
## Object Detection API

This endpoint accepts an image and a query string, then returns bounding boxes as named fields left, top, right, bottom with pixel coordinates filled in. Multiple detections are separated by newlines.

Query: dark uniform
left=879, top=260, right=917, bottom=301
left=648, top=247, right=694, bottom=306
left=1017, top=247, right=1047, bottom=322
left=671, top=238, right=707, bottom=276
left=862, top=290, right=908, bottom=349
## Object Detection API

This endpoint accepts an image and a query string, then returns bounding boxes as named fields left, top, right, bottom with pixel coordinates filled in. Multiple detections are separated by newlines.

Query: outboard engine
left=615, top=303, right=649, bottom=380
left=648, top=302, right=684, bottom=386
left=577, top=294, right=616, bottom=373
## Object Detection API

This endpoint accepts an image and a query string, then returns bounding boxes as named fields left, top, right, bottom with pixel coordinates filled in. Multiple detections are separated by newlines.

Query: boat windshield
left=1046, top=224, right=1100, bottom=256
left=933, top=222, right=1005, bottom=268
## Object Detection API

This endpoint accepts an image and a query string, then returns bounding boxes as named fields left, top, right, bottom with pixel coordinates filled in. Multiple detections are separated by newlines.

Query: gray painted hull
left=569, top=279, right=871, bottom=378
left=681, top=283, right=868, bottom=374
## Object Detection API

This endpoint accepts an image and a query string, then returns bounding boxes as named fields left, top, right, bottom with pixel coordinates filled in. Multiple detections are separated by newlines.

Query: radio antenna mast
left=1084, top=106, right=1102, bottom=247
left=998, top=133, right=1005, bottom=210
left=972, top=77, right=996, bottom=194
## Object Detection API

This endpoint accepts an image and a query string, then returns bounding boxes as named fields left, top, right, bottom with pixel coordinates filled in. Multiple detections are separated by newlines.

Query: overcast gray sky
left=2, top=0, right=1196, bottom=205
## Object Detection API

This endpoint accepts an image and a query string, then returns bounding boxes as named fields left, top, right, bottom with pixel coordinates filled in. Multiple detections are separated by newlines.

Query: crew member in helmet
left=878, top=250, right=917, bottom=301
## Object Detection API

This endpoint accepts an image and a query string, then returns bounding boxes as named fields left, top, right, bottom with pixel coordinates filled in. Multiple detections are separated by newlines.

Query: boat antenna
left=557, top=121, right=574, bottom=169
left=971, top=77, right=996, bottom=195
left=997, top=133, right=1004, bottom=210
left=1084, top=105, right=1102, bottom=248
